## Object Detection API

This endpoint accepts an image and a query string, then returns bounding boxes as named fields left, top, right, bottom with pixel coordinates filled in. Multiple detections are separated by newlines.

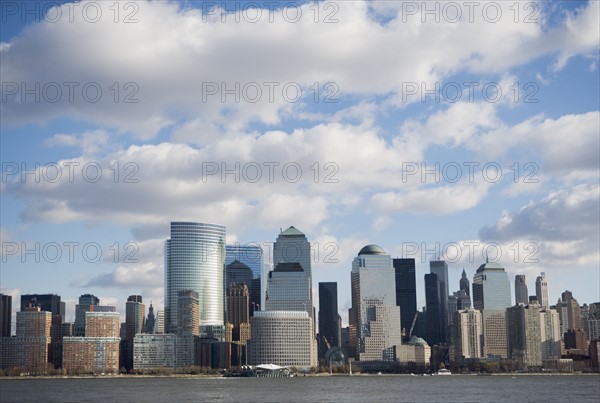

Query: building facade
left=125, top=295, right=145, bottom=370
left=424, top=273, right=443, bottom=346
left=393, top=258, right=417, bottom=337
left=133, top=333, right=177, bottom=369
left=225, top=244, right=263, bottom=313
left=452, top=308, right=483, bottom=362
left=429, top=261, right=449, bottom=342
left=165, top=221, right=226, bottom=334
left=349, top=245, right=402, bottom=361
left=539, top=308, right=561, bottom=360
left=535, top=273, right=549, bottom=309
left=227, top=283, right=251, bottom=345
left=318, top=282, right=341, bottom=359
left=506, top=302, right=543, bottom=367
left=0, top=294, right=12, bottom=337
left=472, top=261, right=511, bottom=358
left=248, top=311, right=317, bottom=368
left=515, top=275, right=528, bottom=305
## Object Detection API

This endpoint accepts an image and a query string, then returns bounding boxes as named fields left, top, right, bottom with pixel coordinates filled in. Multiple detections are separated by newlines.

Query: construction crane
left=408, top=312, right=419, bottom=338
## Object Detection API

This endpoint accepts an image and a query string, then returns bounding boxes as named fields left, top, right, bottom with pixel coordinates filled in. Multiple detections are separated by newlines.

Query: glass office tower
left=164, top=222, right=226, bottom=335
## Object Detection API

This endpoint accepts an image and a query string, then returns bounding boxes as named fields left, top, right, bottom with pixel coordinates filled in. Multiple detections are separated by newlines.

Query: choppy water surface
left=1, top=374, right=599, bottom=402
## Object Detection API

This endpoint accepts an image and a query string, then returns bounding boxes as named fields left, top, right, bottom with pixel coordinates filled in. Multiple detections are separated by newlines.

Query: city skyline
left=1, top=1, right=599, bottom=340
left=1, top=221, right=599, bottom=329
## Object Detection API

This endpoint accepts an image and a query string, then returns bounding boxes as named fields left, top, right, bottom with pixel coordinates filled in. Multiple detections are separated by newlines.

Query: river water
left=1, top=374, right=599, bottom=402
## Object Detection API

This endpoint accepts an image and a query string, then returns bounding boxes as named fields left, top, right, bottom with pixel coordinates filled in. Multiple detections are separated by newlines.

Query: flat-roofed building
left=248, top=311, right=317, bottom=369
left=133, top=333, right=176, bottom=369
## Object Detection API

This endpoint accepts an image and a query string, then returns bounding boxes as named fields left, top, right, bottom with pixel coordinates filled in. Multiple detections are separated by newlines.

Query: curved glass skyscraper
left=164, top=222, right=226, bottom=334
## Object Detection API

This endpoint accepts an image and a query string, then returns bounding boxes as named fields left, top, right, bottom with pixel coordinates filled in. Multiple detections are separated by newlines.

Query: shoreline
left=1, top=372, right=598, bottom=380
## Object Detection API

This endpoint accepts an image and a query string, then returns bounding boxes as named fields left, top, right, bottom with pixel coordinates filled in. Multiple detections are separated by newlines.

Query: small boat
left=436, top=369, right=451, bottom=375
left=377, top=371, right=382, bottom=375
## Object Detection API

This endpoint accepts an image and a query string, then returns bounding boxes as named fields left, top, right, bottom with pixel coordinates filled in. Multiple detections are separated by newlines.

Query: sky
left=1, top=0, right=599, bottom=331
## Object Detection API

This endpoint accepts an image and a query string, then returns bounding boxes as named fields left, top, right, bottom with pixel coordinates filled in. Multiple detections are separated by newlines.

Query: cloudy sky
left=1, top=0, right=599, bottom=329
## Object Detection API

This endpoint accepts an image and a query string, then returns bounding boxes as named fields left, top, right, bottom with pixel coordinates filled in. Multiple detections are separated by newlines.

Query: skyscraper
left=145, top=303, right=156, bottom=334
left=20, top=294, right=65, bottom=318
left=472, top=260, right=511, bottom=358
left=349, top=245, right=402, bottom=361
left=472, top=261, right=511, bottom=310
left=273, top=226, right=311, bottom=276
left=226, top=244, right=263, bottom=315
left=459, top=269, right=470, bottom=296
left=125, top=295, right=145, bottom=370
left=11, top=306, right=52, bottom=372
left=515, top=275, right=528, bottom=305
left=535, top=273, right=549, bottom=309
left=318, top=282, right=340, bottom=359
left=225, top=261, right=253, bottom=290
left=452, top=308, right=483, bottom=363
left=225, top=244, right=263, bottom=279
left=165, top=221, right=226, bottom=335
left=74, top=294, right=115, bottom=336
left=177, top=290, right=200, bottom=337
left=20, top=293, right=65, bottom=368
left=506, top=301, right=542, bottom=367
left=266, top=226, right=313, bottom=318
left=0, top=294, right=11, bottom=337
left=539, top=307, right=561, bottom=360
left=424, top=273, right=443, bottom=346
left=63, top=312, right=120, bottom=374
left=430, top=260, right=449, bottom=342
left=227, top=283, right=250, bottom=345
left=393, top=258, right=417, bottom=336
left=265, top=262, right=312, bottom=316
left=177, top=290, right=200, bottom=367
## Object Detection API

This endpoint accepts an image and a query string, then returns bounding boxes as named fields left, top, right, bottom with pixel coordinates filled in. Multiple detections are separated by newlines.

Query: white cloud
left=1, top=1, right=597, bottom=136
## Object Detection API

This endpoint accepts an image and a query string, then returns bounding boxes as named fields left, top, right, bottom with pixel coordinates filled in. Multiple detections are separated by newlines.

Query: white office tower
left=349, top=245, right=402, bottom=361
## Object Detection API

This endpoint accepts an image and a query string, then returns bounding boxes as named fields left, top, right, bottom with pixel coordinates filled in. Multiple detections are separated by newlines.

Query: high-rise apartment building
left=393, top=258, right=417, bottom=336
left=62, top=311, right=120, bottom=374
left=165, top=222, right=226, bottom=335
left=506, top=301, right=543, bottom=367
left=515, top=275, right=528, bottom=305
left=74, top=294, right=115, bottom=336
left=349, top=245, right=402, bottom=361
left=5, top=306, right=52, bottom=372
left=539, top=308, right=561, bottom=360
left=452, top=308, right=483, bottom=362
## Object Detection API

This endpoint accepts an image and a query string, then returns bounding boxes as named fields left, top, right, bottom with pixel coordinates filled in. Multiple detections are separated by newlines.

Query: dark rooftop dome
left=226, top=260, right=250, bottom=270
left=358, top=244, right=386, bottom=255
